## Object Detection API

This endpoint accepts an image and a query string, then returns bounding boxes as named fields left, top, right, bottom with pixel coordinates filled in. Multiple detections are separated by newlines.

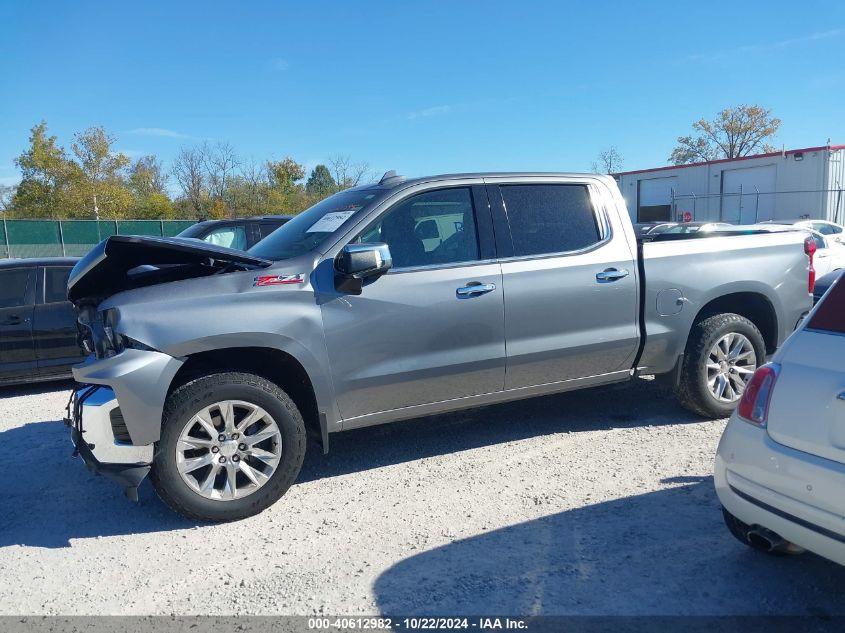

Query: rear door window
left=808, top=274, right=845, bottom=333
left=0, top=268, right=35, bottom=308
left=44, top=267, right=72, bottom=304
left=498, top=184, right=602, bottom=257
left=259, top=222, right=284, bottom=239
left=202, top=226, right=247, bottom=250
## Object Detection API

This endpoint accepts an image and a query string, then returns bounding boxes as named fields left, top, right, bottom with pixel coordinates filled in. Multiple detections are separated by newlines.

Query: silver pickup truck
left=65, top=172, right=813, bottom=521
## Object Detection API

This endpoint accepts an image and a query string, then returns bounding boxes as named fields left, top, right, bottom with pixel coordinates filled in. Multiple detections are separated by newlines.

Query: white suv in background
left=715, top=272, right=845, bottom=566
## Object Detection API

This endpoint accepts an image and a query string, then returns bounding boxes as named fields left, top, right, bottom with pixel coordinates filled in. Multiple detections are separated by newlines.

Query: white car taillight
left=737, top=362, right=781, bottom=427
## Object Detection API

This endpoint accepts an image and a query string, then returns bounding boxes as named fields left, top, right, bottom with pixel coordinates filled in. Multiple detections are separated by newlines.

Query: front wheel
left=674, top=313, right=765, bottom=418
left=150, top=372, right=306, bottom=521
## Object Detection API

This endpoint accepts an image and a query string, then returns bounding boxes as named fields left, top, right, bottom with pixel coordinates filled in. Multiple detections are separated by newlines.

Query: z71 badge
left=253, top=274, right=305, bottom=287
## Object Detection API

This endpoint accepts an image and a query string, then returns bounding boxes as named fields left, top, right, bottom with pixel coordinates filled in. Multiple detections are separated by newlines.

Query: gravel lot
left=1, top=377, right=844, bottom=616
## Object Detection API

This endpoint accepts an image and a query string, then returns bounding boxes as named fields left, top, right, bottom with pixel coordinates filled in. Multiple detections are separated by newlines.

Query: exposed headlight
left=98, top=308, right=125, bottom=358
left=77, top=306, right=155, bottom=359
left=100, top=308, right=124, bottom=358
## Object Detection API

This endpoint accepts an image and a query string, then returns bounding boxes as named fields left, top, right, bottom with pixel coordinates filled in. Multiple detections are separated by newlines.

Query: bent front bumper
left=65, top=385, right=154, bottom=501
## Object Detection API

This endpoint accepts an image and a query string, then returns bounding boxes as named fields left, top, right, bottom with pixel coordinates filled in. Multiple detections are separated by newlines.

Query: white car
left=715, top=272, right=845, bottom=566
left=793, top=219, right=844, bottom=243
left=756, top=224, right=845, bottom=277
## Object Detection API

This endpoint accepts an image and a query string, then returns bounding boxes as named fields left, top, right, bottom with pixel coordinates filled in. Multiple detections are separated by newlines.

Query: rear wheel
left=675, top=313, right=765, bottom=418
left=150, top=372, right=306, bottom=521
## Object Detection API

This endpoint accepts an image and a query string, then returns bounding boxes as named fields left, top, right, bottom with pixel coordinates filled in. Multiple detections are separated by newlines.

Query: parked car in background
left=176, top=215, right=293, bottom=250
left=760, top=225, right=845, bottom=277
left=0, top=257, right=84, bottom=385
left=642, top=221, right=733, bottom=236
left=65, top=171, right=812, bottom=520
left=716, top=269, right=845, bottom=566
left=761, top=218, right=844, bottom=242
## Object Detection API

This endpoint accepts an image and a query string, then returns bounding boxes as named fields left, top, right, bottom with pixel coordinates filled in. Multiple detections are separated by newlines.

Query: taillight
left=736, top=363, right=780, bottom=427
left=805, top=237, right=816, bottom=294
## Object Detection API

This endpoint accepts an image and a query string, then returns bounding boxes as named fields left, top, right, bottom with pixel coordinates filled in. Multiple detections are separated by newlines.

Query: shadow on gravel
left=374, top=479, right=845, bottom=616
left=299, top=378, right=702, bottom=482
left=0, top=419, right=197, bottom=549
left=0, top=378, right=700, bottom=548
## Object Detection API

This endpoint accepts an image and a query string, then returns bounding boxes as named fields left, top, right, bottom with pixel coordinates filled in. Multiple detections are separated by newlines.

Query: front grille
left=109, top=407, right=132, bottom=444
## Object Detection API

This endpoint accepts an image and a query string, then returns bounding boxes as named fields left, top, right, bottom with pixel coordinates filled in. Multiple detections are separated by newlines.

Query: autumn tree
left=0, top=184, right=15, bottom=213
left=129, top=155, right=168, bottom=198
left=10, top=121, right=81, bottom=218
left=267, top=157, right=305, bottom=194
left=669, top=105, right=781, bottom=165
left=70, top=126, right=132, bottom=219
left=228, top=159, right=270, bottom=215
left=306, top=164, right=336, bottom=196
left=591, top=146, right=624, bottom=174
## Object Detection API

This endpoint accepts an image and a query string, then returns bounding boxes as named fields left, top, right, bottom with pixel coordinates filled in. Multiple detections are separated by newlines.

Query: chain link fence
left=669, top=188, right=845, bottom=225
left=0, top=219, right=196, bottom=259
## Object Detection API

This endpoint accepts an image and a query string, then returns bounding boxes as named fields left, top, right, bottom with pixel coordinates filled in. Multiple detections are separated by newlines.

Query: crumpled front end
left=66, top=385, right=153, bottom=500
left=67, top=348, right=184, bottom=499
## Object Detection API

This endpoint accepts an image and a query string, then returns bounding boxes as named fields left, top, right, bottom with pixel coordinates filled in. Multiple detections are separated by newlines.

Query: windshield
left=248, top=189, right=382, bottom=260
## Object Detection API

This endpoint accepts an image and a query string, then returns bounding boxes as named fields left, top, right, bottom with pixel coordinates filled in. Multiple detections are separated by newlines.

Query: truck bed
left=635, top=229, right=812, bottom=376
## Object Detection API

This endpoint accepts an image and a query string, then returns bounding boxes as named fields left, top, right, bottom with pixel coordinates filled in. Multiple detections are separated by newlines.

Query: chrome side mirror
left=334, top=243, right=392, bottom=294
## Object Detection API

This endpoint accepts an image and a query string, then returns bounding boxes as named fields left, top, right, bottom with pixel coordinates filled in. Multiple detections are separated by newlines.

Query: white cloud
left=683, top=29, right=844, bottom=63
left=406, top=104, right=454, bottom=120
left=271, top=58, right=290, bottom=71
left=127, top=127, right=190, bottom=139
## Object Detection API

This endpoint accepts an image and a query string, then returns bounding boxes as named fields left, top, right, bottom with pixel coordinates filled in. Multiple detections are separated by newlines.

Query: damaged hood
left=68, top=235, right=272, bottom=303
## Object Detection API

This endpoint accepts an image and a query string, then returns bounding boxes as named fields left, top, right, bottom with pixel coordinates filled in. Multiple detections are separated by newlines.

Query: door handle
left=1, top=315, right=22, bottom=325
left=596, top=268, right=630, bottom=283
left=456, top=282, right=496, bottom=297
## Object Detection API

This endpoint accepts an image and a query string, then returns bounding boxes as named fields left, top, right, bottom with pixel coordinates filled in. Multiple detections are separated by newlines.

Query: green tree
left=669, top=105, right=781, bottom=165
left=306, top=164, right=336, bottom=196
left=71, top=126, right=132, bottom=219
left=10, top=121, right=80, bottom=218
left=133, top=192, right=175, bottom=219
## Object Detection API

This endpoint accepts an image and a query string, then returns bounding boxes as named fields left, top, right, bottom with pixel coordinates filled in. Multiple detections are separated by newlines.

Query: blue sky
left=1, top=0, right=844, bottom=189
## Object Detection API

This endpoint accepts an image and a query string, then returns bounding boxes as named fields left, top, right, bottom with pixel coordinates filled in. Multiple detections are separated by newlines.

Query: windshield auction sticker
left=306, top=210, right=357, bottom=233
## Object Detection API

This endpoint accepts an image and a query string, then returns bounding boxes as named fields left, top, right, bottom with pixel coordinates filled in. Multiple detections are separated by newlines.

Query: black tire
left=674, top=313, right=766, bottom=418
left=150, top=372, right=306, bottom=522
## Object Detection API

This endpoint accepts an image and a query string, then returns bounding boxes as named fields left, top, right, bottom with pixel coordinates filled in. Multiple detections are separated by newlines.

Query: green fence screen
left=0, top=219, right=196, bottom=259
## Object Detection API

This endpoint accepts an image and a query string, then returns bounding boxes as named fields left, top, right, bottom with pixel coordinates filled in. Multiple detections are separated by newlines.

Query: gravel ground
left=1, top=378, right=844, bottom=616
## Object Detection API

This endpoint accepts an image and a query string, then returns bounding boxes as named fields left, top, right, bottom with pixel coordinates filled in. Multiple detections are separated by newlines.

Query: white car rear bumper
left=715, top=415, right=845, bottom=566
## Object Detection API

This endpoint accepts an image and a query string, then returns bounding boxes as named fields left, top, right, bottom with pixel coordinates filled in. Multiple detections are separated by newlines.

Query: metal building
left=614, top=144, right=845, bottom=225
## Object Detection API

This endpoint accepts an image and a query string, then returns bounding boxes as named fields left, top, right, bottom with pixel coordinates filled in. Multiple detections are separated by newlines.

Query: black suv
left=176, top=215, right=293, bottom=250
left=0, top=257, right=85, bottom=385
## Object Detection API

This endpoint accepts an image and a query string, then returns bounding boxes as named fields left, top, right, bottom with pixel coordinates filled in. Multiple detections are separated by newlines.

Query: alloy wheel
left=175, top=400, right=282, bottom=500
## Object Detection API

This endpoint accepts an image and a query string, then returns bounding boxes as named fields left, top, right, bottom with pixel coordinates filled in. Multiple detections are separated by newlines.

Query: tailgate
left=766, top=275, right=845, bottom=464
